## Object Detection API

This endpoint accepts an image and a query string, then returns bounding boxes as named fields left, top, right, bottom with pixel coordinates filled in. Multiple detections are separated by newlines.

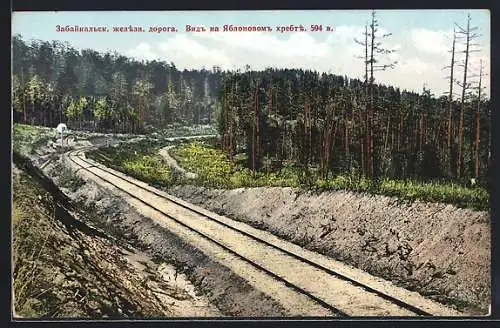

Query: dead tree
left=252, top=80, right=260, bottom=171
left=455, top=13, right=481, bottom=179
left=442, top=28, right=457, bottom=177
left=355, top=10, right=397, bottom=179
left=354, top=25, right=369, bottom=176
left=474, top=59, right=486, bottom=179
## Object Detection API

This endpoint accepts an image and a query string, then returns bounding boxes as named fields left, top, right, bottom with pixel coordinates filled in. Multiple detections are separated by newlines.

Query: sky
left=12, top=10, right=490, bottom=96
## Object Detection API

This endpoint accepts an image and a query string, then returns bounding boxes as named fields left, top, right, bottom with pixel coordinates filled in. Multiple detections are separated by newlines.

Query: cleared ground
left=166, top=184, right=490, bottom=314
left=12, top=125, right=491, bottom=317
left=12, top=164, right=220, bottom=318
left=66, top=150, right=464, bottom=316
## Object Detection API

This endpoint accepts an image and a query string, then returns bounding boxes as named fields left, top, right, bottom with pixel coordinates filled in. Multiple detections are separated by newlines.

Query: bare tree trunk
left=229, top=84, right=234, bottom=161
left=418, top=118, right=422, bottom=149
left=344, top=112, right=349, bottom=157
left=359, top=107, right=365, bottom=176
left=475, top=61, right=484, bottom=179
left=21, top=70, right=26, bottom=124
left=307, top=100, right=312, bottom=164
left=384, top=115, right=390, bottom=154
left=252, top=81, right=260, bottom=170
left=447, top=29, right=456, bottom=177
left=368, top=13, right=376, bottom=179
left=456, top=14, right=478, bottom=179
left=423, top=114, right=428, bottom=145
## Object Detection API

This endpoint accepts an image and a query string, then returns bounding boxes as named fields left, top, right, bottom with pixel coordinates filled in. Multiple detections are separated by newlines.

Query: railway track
left=66, top=147, right=464, bottom=317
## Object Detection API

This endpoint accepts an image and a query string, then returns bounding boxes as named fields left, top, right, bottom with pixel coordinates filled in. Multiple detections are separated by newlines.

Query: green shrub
left=92, top=140, right=489, bottom=211
left=13, top=124, right=54, bottom=156
left=88, top=141, right=172, bottom=187
left=122, top=155, right=172, bottom=186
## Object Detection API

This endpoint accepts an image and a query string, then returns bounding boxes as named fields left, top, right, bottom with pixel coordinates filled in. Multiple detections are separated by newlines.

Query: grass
left=87, top=136, right=488, bottom=211
left=87, top=139, right=173, bottom=187
left=315, top=175, right=488, bottom=210
left=12, top=169, right=53, bottom=317
left=12, top=122, right=218, bottom=157
left=376, top=179, right=489, bottom=210
left=170, top=141, right=304, bottom=189
left=13, top=124, right=55, bottom=156
left=13, top=122, right=218, bottom=188
left=156, top=124, right=218, bottom=138
left=169, top=141, right=489, bottom=211
left=169, top=141, right=236, bottom=187
left=122, top=155, right=172, bottom=185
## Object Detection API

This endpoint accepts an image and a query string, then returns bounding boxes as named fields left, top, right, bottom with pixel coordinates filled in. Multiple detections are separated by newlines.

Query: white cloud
left=127, top=36, right=233, bottom=69
left=326, top=25, right=365, bottom=44
left=282, top=33, right=331, bottom=58
left=127, top=43, right=158, bottom=61
left=388, top=45, right=401, bottom=62
left=196, top=31, right=278, bottom=54
left=398, top=58, right=430, bottom=75
left=196, top=30, right=331, bottom=59
left=160, top=35, right=234, bottom=69
left=410, top=28, right=452, bottom=55
left=123, top=25, right=489, bottom=96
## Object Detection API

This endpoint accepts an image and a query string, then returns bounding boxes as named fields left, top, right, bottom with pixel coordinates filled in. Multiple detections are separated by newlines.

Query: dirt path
left=159, top=146, right=197, bottom=179
left=158, top=135, right=216, bottom=179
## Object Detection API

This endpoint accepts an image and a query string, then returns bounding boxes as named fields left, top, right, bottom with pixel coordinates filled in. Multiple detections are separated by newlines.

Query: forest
left=11, top=12, right=491, bottom=186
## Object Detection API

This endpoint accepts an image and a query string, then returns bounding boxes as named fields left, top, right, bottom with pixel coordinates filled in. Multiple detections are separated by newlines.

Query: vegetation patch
left=169, top=142, right=488, bottom=211
left=12, top=168, right=70, bottom=317
left=122, top=155, right=172, bottom=186
left=169, top=141, right=302, bottom=188
left=88, top=139, right=488, bottom=210
left=13, top=123, right=54, bottom=156
left=156, top=124, right=217, bottom=138
left=58, top=167, right=86, bottom=192
left=87, top=139, right=173, bottom=187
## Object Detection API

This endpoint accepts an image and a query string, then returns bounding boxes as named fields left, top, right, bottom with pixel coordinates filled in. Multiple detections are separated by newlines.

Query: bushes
left=92, top=140, right=489, bottom=211
left=170, top=142, right=488, bottom=210
left=13, top=124, right=54, bottom=156
left=122, top=155, right=172, bottom=186
left=89, top=141, right=172, bottom=187
left=170, top=142, right=235, bottom=187
left=377, top=178, right=488, bottom=210
left=157, top=124, right=217, bottom=138
left=314, top=175, right=488, bottom=210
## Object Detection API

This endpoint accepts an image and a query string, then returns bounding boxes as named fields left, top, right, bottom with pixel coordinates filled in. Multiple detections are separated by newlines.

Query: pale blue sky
left=12, top=10, right=490, bottom=95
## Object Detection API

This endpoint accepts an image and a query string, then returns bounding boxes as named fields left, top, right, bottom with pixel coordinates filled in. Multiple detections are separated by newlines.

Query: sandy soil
left=166, top=185, right=490, bottom=314
left=16, top=134, right=490, bottom=316
left=12, top=164, right=221, bottom=318
left=39, top=154, right=290, bottom=317
left=70, top=153, right=458, bottom=316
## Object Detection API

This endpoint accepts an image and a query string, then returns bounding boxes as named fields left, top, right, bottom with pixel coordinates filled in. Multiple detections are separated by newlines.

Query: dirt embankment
left=32, top=152, right=289, bottom=317
left=16, top=135, right=290, bottom=317
left=12, top=164, right=220, bottom=318
left=166, top=185, right=490, bottom=314
left=15, top=134, right=490, bottom=316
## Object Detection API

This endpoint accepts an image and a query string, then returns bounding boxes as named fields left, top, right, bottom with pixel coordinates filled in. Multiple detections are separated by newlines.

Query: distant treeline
left=216, top=69, right=490, bottom=185
left=12, top=34, right=221, bottom=132
left=11, top=34, right=491, bottom=184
